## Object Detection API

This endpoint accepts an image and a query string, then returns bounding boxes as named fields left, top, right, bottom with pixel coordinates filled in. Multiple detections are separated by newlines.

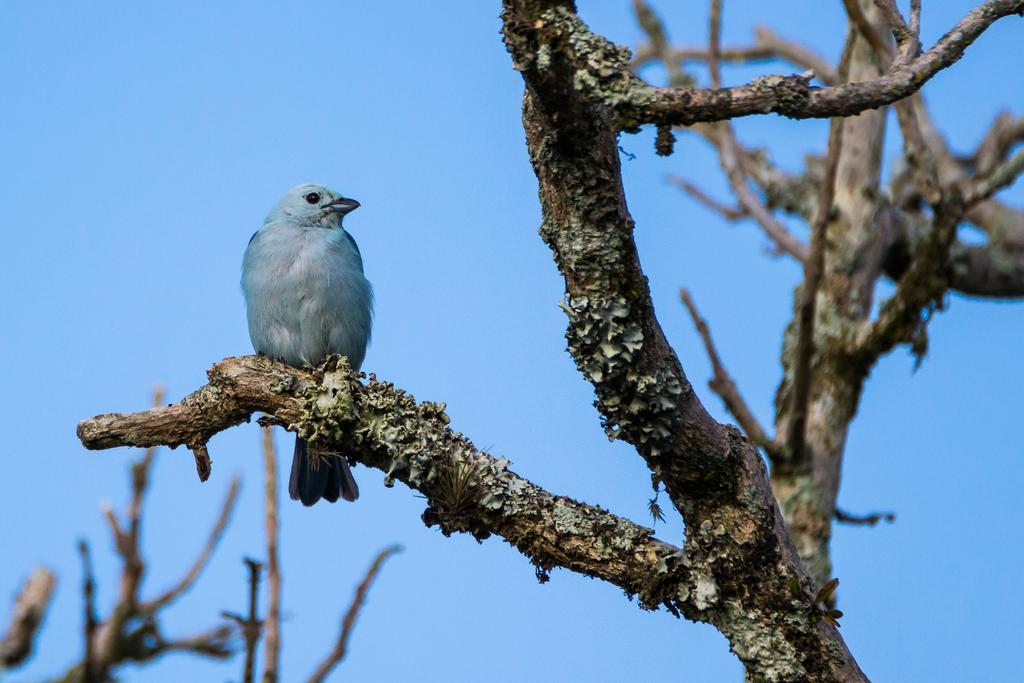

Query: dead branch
left=532, top=0, right=1024, bottom=127
left=0, top=568, right=56, bottom=669
left=668, top=176, right=747, bottom=221
left=307, top=546, right=403, bottom=683
left=261, top=428, right=282, bottom=683
left=77, top=356, right=696, bottom=611
left=140, top=477, right=240, bottom=613
left=638, top=0, right=808, bottom=260
left=680, top=289, right=781, bottom=460
left=786, top=117, right=845, bottom=460
left=223, top=559, right=263, bottom=683
left=55, top=387, right=240, bottom=682
left=835, top=508, right=896, bottom=526
left=76, top=541, right=97, bottom=683
left=634, top=25, right=839, bottom=85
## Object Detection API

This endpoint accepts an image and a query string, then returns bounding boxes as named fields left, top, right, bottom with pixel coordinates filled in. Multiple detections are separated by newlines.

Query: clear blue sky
left=1, top=2, right=1021, bottom=681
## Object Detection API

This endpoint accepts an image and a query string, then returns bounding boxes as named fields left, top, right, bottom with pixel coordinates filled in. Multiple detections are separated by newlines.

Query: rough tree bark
left=770, top=0, right=892, bottom=588
left=76, top=1, right=1023, bottom=680
left=632, top=0, right=1024, bottom=596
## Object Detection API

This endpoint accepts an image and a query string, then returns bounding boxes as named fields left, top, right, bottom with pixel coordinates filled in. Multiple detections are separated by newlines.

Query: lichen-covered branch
left=0, top=568, right=56, bottom=669
left=77, top=352, right=854, bottom=680
left=78, top=356, right=699, bottom=611
left=519, top=0, right=1022, bottom=129
left=502, top=1, right=867, bottom=679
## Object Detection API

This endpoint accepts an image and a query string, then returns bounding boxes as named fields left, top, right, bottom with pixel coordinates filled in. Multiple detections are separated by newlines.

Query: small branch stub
left=190, top=442, right=213, bottom=482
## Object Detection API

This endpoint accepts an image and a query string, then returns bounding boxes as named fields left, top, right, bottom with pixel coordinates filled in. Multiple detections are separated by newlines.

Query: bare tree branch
left=261, top=428, right=281, bottom=683
left=307, top=546, right=402, bottom=683
left=128, top=386, right=164, bottom=539
left=637, top=0, right=808, bottom=260
left=140, top=476, right=240, bottom=613
left=501, top=0, right=866, bottom=676
left=974, top=112, right=1024, bottom=175
left=835, top=508, right=896, bottom=526
left=668, top=176, right=747, bottom=221
left=858, top=193, right=965, bottom=359
left=634, top=26, right=839, bottom=85
left=56, top=390, right=239, bottom=682
left=77, top=356, right=696, bottom=611
left=631, top=0, right=692, bottom=87
left=526, top=0, right=1023, bottom=128
left=77, top=541, right=98, bottom=683
left=0, top=568, right=56, bottom=669
left=873, top=0, right=920, bottom=63
left=223, top=559, right=263, bottom=683
left=713, top=127, right=810, bottom=259
left=844, top=0, right=896, bottom=62
left=680, top=289, right=780, bottom=460
left=787, top=117, right=846, bottom=460
left=948, top=242, right=1024, bottom=296
left=964, top=149, right=1024, bottom=204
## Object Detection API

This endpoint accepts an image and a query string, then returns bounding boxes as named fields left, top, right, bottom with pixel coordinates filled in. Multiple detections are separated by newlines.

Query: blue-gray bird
left=241, top=183, right=372, bottom=505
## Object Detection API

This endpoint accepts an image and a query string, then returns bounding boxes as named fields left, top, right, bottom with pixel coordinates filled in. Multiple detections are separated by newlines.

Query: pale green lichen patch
left=723, top=603, right=806, bottom=682
left=293, top=356, right=359, bottom=446
left=750, top=73, right=813, bottom=119
left=533, top=6, right=657, bottom=130
left=562, top=295, right=684, bottom=460
left=692, top=572, right=719, bottom=610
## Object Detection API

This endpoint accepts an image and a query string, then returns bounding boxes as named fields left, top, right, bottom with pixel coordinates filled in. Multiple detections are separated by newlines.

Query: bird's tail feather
left=289, top=436, right=359, bottom=506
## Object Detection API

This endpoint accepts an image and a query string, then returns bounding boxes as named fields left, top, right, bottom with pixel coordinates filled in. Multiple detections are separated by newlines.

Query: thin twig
left=244, top=559, right=262, bottom=683
left=702, top=0, right=808, bottom=261
left=708, top=0, right=724, bottom=90
left=100, top=503, right=127, bottom=552
left=844, top=0, right=896, bottom=63
left=141, top=475, right=241, bottom=613
left=872, top=0, right=916, bottom=60
left=307, top=546, right=403, bottom=683
left=55, top=387, right=239, bottom=681
left=845, top=2, right=941, bottom=206
left=787, top=117, right=846, bottom=460
left=668, top=176, right=748, bottom=221
left=162, top=624, right=236, bottom=658
left=261, top=428, right=282, bottom=683
left=835, top=508, right=896, bottom=526
left=632, top=0, right=692, bottom=87
left=634, top=26, right=840, bottom=85
left=893, top=97, right=942, bottom=205
left=909, top=0, right=922, bottom=47
left=973, top=112, right=1024, bottom=175
left=633, top=0, right=808, bottom=259
left=128, top=385, right=165, bottom=548
left=99, top=385, right=166, bottom=666
left=223, top=559, right=264, bottom=683
left=77, top=540, right=98, bottom=683
left=963, top=149, right=1024, bottom=205
left=680, top=289, right=782, bottom=461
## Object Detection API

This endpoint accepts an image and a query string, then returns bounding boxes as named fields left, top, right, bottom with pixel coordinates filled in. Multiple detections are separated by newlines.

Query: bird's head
left=265, top=183, right=360, bottom=228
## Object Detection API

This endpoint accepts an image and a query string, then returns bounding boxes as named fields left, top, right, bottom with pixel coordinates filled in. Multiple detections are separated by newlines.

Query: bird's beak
left=324, top=197, right=360, bottom=215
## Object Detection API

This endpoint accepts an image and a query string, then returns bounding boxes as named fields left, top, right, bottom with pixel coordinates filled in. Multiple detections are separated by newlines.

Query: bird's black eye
left=304, top=192, right=321, bottom=204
